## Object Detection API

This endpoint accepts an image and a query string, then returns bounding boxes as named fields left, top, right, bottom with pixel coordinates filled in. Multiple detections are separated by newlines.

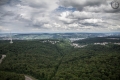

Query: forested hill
left=74, top=36, right=120, bottom=44
left=0, top=40, right=120, bottom=80
left=0, top=71, right=25, bottom=80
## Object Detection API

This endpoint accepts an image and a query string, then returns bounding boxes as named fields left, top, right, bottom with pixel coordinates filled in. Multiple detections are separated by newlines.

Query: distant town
left=0, top=32, right=120, bottom=40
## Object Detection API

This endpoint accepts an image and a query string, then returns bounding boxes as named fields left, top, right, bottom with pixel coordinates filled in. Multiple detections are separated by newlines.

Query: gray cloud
left=58, top=0, right=106, bottom=10
left=0, top=0, right=120, bottom=33
left=59, top=0, right=120, bottom=13
left=0, top=0, right=10, bottom=5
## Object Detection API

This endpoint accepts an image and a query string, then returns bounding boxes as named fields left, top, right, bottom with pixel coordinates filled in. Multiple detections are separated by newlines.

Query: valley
left=0, top=33, right=120, bottom=80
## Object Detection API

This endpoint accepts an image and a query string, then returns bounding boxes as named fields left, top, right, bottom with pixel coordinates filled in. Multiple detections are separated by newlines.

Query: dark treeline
left=0, top=54, right=2, bottom=59
left=0, top=39, right=120, bottom=80
left=74, top=37, right=120, bottom=44
left=0, top=71, right=25, bottom=80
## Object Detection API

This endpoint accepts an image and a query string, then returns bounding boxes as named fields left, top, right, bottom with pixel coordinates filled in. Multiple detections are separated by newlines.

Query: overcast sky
left=0, top=0, right=120, bottom=33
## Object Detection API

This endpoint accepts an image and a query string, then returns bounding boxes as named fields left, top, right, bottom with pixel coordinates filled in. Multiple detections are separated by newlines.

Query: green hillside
left=0, top=71, right=24, bottom=80
left=0, top=39, right=120, bottom=80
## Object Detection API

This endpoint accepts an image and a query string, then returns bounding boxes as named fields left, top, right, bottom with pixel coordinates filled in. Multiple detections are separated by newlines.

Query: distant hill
left=74, top=36, right=120, bottom=44
left=0, top=33, right=120, bottom=40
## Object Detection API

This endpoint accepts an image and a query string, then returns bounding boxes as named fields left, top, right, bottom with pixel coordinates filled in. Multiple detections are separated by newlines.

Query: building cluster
left=94, top=42, right=108, bottom=45
left=71, top=43, right=87, bottom=48
left=114, top=43, right=120, bottom=45
left=41, top=40, right=59, bottom=44
left=69, top=38, right=85, bottom=42
left=94, top=42, right=120, bottom=45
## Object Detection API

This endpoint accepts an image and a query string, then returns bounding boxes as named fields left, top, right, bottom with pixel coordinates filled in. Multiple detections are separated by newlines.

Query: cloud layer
left=0, top=0, right=120, bottom=33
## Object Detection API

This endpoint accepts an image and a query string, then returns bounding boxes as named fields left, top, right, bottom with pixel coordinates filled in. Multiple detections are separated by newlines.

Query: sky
left=0, top=0, right=120, bottom=33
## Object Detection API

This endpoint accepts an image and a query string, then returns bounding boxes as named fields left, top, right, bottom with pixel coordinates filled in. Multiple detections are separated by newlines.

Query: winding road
left=25, top=75, right=33, bottom=80
left=0, top=55, right=6, bottom=64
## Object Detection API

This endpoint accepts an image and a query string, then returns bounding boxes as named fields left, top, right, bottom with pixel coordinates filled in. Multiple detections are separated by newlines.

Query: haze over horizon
left=0, top=0, right=120, bottom=33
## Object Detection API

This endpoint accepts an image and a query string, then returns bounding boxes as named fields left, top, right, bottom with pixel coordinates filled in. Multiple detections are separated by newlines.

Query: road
left=0, top=55, right=6, bottom=64
left=25, top=75, right=33, bottom=80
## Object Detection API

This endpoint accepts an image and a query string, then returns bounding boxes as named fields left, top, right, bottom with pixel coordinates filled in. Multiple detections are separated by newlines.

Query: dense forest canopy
left=0, top=38, right=120, bottom=80
left=74, top=37, right=120, bottom=44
